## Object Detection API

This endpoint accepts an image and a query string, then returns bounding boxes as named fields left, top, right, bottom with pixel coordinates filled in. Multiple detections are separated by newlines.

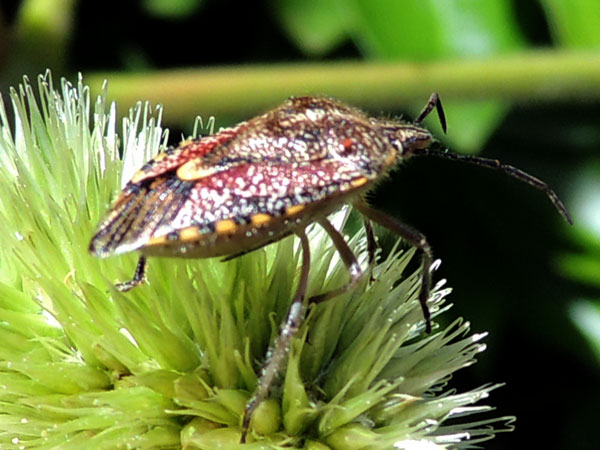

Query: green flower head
left=0, top=73, right=512, bottom=449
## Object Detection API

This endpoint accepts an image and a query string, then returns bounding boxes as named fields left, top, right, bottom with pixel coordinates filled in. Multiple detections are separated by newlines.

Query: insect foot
left=90, top=93, right=571, bottom=443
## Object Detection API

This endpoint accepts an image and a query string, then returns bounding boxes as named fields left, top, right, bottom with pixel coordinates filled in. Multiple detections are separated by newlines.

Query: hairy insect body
left=90, top=94, right=569, bottom=443
left=90, top=97, right=407, bottom=260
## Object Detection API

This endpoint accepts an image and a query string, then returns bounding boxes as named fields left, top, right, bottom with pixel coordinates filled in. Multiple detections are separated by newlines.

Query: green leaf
left=350, top=0, right=525, bottom=152
left=540, top=0, right=600, bottom=48
left=556, top=160, right=600, bottom=364
left=558, top=253, right=600, bottom=288
left=12, top=0, right=76, bottom=74
left=141, top=0, right=205, bottom=19
left=272, top=0, right=352, bottom=56
left=351, top=0, right=524, bottom=59
left=569, top=300, right=600, bottom=363
left=439, top=100, right=509, bottom=154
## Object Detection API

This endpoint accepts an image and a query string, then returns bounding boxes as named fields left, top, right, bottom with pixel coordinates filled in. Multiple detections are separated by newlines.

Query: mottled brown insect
left=90, top=94, right=571, bottom=442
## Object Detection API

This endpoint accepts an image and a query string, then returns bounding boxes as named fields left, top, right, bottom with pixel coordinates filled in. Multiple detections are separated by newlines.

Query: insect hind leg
left=309, top=217, right=364, bottom=304
left=115, top=256, right=148, bottom=292
left=353, top=200, right=434, bottom=333
left=241, top=228, right=311, bottom=443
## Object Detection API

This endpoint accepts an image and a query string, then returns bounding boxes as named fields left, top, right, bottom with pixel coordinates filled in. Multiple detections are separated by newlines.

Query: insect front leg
left=309, top=217, right=363, bottom=304
left=115, top=256, right=148, bottom=292
left=241, top=228, right=311, bottom=443
left=364, top=218, right=377, bottom=282
left=353, top=200, right=434, bottom=333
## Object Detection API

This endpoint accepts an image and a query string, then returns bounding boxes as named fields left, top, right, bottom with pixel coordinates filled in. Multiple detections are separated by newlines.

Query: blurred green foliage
left=1, top=1, right=599, bottom=449
left=275, top=0, right=525, bottom=152
left=541, top=0, right=600, bottom=47
left=142, top=0, right=205, bottom=18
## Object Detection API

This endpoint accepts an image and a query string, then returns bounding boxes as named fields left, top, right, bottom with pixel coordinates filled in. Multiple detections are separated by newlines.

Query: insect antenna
left=413, top=144, right=573, bottom=225
left=415, top=92, right=447, bottom=134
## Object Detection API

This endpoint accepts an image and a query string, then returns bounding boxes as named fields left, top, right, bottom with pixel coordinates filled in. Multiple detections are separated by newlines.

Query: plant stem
left=85, top=49, right=600, bottom=125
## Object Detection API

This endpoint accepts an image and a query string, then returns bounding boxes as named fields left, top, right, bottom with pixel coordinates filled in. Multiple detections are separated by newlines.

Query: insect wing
left=167, top=158, right=374, bottom=236
left=89, top=174, right=193, bottom=257
left=90, top=157, right=372, bottom=258
left=130, top=127, right=241, bottom=184
left=90, top=127, right=243, bottom=256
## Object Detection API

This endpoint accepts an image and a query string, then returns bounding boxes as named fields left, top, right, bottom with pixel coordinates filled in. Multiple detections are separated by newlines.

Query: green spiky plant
left=0, top=73, right=513, bottom=449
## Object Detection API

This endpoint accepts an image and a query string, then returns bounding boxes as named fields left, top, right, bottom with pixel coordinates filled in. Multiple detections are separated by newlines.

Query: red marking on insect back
left=342, top=138, right=353, bottom=151
left=130, top=127, right=242, bottom=184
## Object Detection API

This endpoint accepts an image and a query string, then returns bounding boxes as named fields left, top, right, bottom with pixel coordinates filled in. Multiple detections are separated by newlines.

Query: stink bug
left=89, top=94, right=572, bottom=442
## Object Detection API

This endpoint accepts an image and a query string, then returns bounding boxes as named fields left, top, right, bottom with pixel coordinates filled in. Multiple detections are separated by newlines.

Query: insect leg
left=309, top=217, right=363, bottom=304
left=364, top=219, right=377, bottom=283
left=353, top=200, right=433, bottom=333
left=241, top=228, right=311, bottom=443
left=414, top=146, right=573, bottom=225
left=364, top=219, right=377, bottom=266
left=115, top=256, right=148, bottom=292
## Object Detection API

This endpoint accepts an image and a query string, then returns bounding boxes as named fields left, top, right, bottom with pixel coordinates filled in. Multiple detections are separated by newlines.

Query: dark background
left=1, top=1, right=599, bottom=449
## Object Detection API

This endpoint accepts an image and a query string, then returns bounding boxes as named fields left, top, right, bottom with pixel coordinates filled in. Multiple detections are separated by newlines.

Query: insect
left=89, top=94, right=572, bottom=442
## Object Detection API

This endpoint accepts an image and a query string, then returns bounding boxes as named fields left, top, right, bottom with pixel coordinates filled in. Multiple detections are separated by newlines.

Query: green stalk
left=84, top=49, right=600, bottom=123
